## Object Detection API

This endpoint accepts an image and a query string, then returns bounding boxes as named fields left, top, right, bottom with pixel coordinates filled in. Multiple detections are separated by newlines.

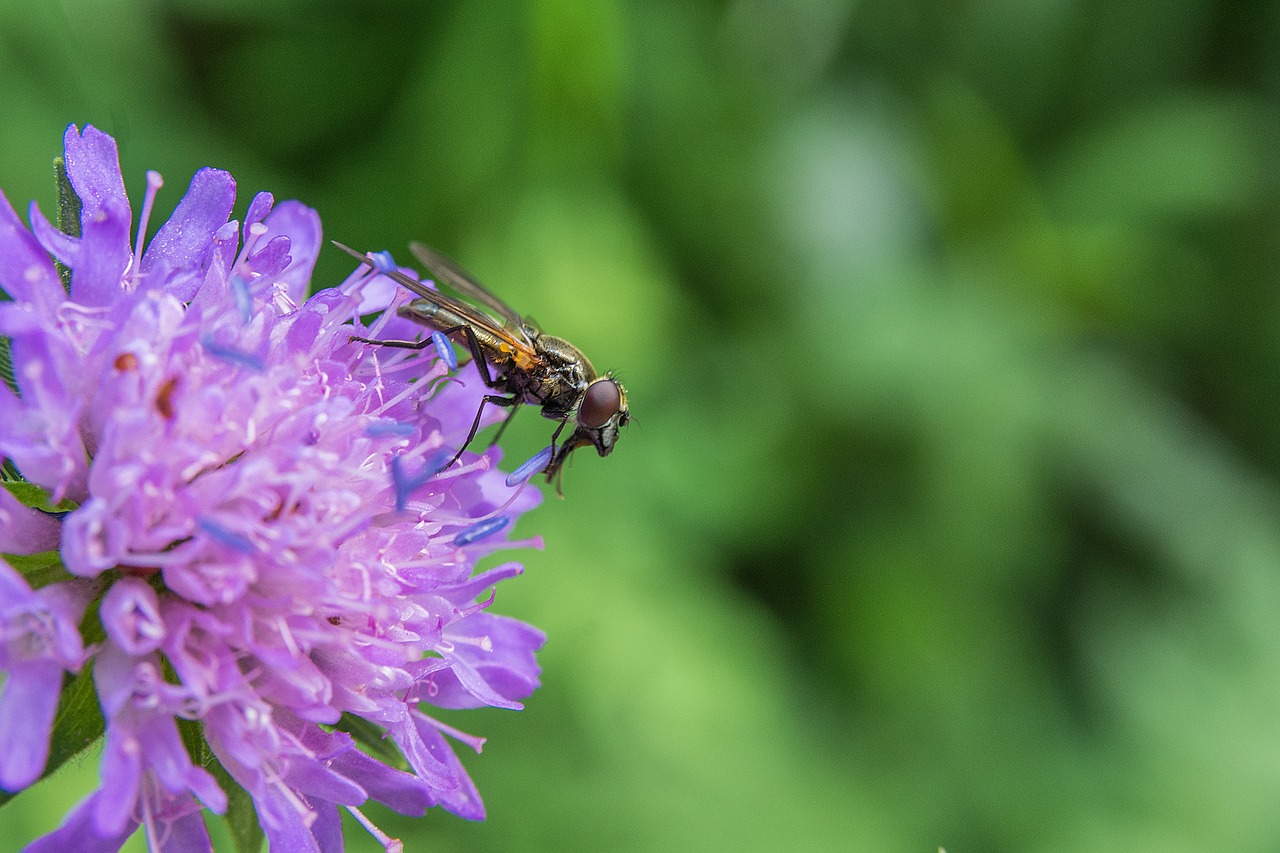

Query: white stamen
left=131, top=170, right=163, bottom=290
left=346, top=805, right=404, bottom=853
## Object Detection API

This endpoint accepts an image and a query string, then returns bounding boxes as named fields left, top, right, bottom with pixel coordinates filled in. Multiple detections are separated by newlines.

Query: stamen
left=244, top=219, right=270, bottom=256
left=201, top=338, right=265, bottom=372
left=505, top=445, right=553, bottom=487
left=359, top=287, right=409, bottom=341
left=367, top=359, right=449, bottom=417
left=196, top=518, right=256, bottom=553
left=431, top=331, right=457, bottom=371
left=131, top=170, right=163, bottom=289
left=454, top=515, right=509, bottom=546
left=424, top=447, right=454, bottom=476
left=416, top=711, right=487, bottom=753
left=231, top=277, right=254, bottom=322
left=391, top=456, right=435, bottom=512
left=364, top=421, right=416, bottom=438
left=370, top=250, right=397, bottom=275
left=345, top=805, right=404, bottom=853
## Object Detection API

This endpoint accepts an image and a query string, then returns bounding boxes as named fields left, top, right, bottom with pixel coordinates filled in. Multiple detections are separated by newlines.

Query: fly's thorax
left=536, top=335, right=598, bottom=384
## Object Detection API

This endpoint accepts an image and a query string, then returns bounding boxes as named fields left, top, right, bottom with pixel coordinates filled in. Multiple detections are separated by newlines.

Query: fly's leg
left=449, top=394, right=518, bottom=469
left=491, top=402, right=522, bottom=445
left=425, top=324, right=529, bottom=462
left=548, top=419, right=567, bottom=452
left=354, top=325, right=518, bottom=468
left=353, top=324, right=496, bottom=383
left=349, top=335, right=431, bottom=350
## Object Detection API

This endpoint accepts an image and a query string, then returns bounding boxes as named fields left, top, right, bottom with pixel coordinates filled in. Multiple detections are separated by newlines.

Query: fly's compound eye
left=579, top=379, right=622, bottom=430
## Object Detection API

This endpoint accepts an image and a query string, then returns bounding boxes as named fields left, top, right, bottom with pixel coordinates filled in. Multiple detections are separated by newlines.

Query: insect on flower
left=335, top=241, right=629, bottom=493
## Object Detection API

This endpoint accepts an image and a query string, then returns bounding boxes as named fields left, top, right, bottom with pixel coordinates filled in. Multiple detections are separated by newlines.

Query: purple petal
left=101, top=577, right=165, bottom=655
left=0, top=377, right=88, bottom=502
left=280, top=753, right=366, bottom=806
left=23, top=790, right=138, bottom=853
left=245, top=191, right=274, bottom=229
left=244, top=235, right=292, bottom=280
left=69, top=194, right=131, bottom=308
left=0, top=191, right=65, bottom=313
left=61, top=498, right=127, bottom=577
left=0, top=486, right=61, bottom=554
left=260, top=200, right=321, bottom=305
left=310, top=802, right=344, bottom=853
left=95, top=722, right=144, bottom=835
left=413, top=715, right=485, bottom=820
left=39, top=581, right=93, bottom=663
left=188, top=221, right=241, bottom=312
left=442, top=561, right=525, bottom=602
left=156, top=811, right=214, bottom=853
left=28, top=200, right=79, bottom=268
left=0, top=661, right=62, bottom=790
left=422, top=613, right=544, bottom=710
left=257, top=784, right=324, bottom=853
left=328, top=747, right=436, bottom=816
left=387, top=712, right=459, bottom=793
left=140, top=168, right=236, bottom=300
left=62, top=124, right=130, bottom=218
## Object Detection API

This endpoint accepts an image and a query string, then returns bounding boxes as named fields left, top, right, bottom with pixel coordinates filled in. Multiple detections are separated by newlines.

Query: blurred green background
left=3, top=0, right=1280, bottom=850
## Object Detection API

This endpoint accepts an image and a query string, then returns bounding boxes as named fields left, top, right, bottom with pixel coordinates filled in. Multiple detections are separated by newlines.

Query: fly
left=335, top=241, right=629, bottom=493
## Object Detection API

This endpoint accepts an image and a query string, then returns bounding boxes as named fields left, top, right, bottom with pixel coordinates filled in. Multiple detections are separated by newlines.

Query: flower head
left=0, top=125, right=545, bottom=851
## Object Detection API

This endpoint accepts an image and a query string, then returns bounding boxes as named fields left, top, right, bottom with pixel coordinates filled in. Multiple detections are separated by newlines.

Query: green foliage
left=1, top=0, right=1278, bottom=850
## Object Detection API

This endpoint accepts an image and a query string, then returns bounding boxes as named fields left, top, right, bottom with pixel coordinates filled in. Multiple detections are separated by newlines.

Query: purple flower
left=0, top=125, right=546, bottom=851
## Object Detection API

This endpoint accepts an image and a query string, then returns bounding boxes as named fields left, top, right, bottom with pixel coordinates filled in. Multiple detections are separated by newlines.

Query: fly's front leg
left=491, top=402, right=522, bottom=446
left=548, top=419, right=567, bottom=452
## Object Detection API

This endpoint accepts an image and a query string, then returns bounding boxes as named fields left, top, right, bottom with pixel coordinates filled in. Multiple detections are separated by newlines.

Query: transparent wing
left=408, top=241, right=526, bottom=330
left=333, top=241, right=539, bottom=358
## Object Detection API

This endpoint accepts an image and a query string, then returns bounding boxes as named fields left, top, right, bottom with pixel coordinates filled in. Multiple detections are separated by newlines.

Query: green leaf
left=1, top=480, right=78, bottom=512
left=1, top=550, right=72, bottom=588
left=174, top=695, right=213, bottom=767
left=334, top=712, right=406, bottom=768
left=208, top=755, right=264, bottom=853
left=0, top=336, right=14, bottom=396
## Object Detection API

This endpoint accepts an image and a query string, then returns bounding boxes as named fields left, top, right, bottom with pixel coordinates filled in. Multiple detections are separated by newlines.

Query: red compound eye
left=578, top=380, right=621, bottom=429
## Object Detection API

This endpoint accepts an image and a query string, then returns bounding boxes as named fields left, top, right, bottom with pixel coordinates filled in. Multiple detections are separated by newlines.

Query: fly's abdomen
left=399, top=300, right=512, bottom=360
left=399, top=299, right=468, bottom=332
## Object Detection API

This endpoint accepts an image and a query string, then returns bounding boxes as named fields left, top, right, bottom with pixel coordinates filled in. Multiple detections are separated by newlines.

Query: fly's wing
left=333, top=241, right=539, bottom=359
left=408, top=242, right=528, bottom=332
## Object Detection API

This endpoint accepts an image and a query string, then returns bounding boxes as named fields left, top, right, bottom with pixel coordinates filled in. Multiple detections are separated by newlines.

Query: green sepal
left=53, top=156, right=80, bottom=293
left=0, top=336, right=14, bottom=396
left=334, top=712, right=408, bottom=769
left=2, top=480, right=78, bottom=512
left=1, top=550, right=72, bottom=588
left=207, top=752, right=265, bottom=853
